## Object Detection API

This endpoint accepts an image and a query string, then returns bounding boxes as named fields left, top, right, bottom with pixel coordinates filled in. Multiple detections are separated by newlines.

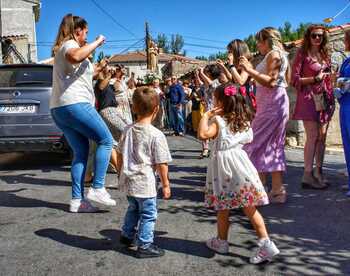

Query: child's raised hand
left=206, top=106, right=223, bottom=118
left=162, top=186, right=171, bottom=199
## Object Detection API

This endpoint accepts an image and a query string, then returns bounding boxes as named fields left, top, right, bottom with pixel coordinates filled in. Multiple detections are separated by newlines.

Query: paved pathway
left=0, top=135, right=349, bottom=275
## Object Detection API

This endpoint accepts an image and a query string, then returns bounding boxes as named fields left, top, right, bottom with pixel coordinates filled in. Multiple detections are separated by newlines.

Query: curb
left=287, top=145, right=344, bottom=155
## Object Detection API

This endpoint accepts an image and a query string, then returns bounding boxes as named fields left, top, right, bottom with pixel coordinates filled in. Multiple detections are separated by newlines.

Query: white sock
left=258, top=237, right=270, bottom=246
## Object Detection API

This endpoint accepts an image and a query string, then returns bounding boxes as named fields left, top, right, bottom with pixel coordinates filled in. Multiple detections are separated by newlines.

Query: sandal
left=301, top=173, right=327, bottom=190
left=313, top=168, right=330, bottom=187
left=199, top=149, right=209, bottom=159
left=268, top=188, right=287, bottom=204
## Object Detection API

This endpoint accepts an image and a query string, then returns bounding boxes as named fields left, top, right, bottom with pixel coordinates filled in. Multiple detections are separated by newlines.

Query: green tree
left=156, top=33, right=170, bottom=53
left=195, top=56, right=208, bottom=61
left=244, top=34, right=257, bottom=52
left=170, top=34, right=184, bottom=55
left=208, top=51, right=227, bottom=61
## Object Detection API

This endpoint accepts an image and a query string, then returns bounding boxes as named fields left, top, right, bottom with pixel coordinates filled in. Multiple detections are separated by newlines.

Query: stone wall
left=0, top=0, right=40, bottom=63
left=253, top=28, right=349, bottom=147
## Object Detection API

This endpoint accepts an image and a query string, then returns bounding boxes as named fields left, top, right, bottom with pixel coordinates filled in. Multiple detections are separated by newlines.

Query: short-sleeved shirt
left=50, top=40, right=95, bottom=109
left=204, top=79, right=220, bottom=111
left=117, top=123, right=172, bottom=198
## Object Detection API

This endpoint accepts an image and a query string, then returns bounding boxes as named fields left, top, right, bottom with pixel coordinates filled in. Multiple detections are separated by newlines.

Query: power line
left=153, top=31, right=227, bottom=44
left=90, top=0, right=139, bottom=39
left=184, top=43, right=226, bottom=50
left=182, top=35, right=227, bottom=44
left=118, top=39, right=145, bottom=54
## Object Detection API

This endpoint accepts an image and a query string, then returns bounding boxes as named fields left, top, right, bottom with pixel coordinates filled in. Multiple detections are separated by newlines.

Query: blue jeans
left=170, top=104, right=184, bottom=134
left=51, top=103, right=113, bottom=199
left=122, top=196, right=157, bottom=248
left=340, top=93, right=350, bottom=189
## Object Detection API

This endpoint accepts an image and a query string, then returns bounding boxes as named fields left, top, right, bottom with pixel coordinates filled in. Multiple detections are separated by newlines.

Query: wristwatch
left=229, top=64, right=236, bottom=70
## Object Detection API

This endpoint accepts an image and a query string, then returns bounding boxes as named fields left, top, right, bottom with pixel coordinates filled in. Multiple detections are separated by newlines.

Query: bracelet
left=229, top=64, right=236, bottom=70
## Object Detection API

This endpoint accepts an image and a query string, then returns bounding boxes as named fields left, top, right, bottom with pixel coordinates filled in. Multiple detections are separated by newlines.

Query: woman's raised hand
left=96, top=35, right=106, bottom=46
left=239, top=56, right=251, bottom=71
left=227, top=53, right=234, bottom=66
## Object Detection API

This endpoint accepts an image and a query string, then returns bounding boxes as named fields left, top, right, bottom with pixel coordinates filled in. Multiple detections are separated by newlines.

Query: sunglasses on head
left=311, top=33, right=323, bottom=39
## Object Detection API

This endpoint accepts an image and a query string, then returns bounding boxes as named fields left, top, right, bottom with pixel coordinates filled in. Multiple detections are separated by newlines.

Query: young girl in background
left=198, top=83, right=280, bottom=264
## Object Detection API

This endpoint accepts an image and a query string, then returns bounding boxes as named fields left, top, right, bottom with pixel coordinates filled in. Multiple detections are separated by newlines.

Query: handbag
left=311, top=91, right=326, bottom=111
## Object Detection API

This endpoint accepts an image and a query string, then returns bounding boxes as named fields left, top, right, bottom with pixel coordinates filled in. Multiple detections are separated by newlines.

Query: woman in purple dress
left=239, top=27, right=290, bottom=203
left=291, top=25, right=335, bottom=189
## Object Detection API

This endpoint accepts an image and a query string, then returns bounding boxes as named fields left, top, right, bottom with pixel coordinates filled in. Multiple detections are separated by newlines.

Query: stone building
left=109, top=50, right=203, bottom=80
left=0, top=0, right=41, bottom=63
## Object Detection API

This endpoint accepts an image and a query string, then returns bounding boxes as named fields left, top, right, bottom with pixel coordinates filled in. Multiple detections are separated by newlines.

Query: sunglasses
left=311, top=33, right=324, bottom=40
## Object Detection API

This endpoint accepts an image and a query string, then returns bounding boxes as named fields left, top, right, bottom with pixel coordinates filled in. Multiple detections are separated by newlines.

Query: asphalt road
left=0, top=135, right=349, bottom=276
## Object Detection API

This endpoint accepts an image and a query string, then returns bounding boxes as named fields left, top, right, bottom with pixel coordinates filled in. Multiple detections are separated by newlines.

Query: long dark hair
left=301, top=24, right=329, bottom=62
left=227, top=39, right=252, bottom=66
left=214, top=83, right=254, bottom=133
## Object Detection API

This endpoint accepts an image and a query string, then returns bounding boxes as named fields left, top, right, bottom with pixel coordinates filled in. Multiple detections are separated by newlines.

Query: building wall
left=0, top=0, right=39, bottom=62
left=109, top=61, right=167, bottom=80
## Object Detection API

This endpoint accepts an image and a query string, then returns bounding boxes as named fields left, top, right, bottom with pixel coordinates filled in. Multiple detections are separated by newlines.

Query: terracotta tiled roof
left=0, top=35, right=28, bottom=40
left=109, top=51, right=201, bottom=64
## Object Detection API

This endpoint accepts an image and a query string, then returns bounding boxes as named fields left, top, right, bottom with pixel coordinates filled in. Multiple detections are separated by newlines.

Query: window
left=0, top=67, right=53, bottom=88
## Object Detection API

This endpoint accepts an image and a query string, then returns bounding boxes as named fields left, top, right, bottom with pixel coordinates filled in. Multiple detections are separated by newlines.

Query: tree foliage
left=156, top=33, right=170, bottom=53
left=243, top=22, right=312, bottom=53
left=155, top=33, right=185, bottom=55
left=208, top=51, right=227, bottom=61
left=170, top=34, right=185, bottom=54
left=195, top=55, right=208, bottom=61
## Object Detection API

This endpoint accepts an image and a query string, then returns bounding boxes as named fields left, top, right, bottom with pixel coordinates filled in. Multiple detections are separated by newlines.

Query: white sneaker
left=69, top=199, right=99, bottom=213
left=250, top=239, right=280, bottom=264
left=206, top=237, right=229, bottom=254
left=86, top=187, right=116, bottom=206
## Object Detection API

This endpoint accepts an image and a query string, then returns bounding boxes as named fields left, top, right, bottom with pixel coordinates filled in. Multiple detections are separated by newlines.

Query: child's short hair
left=214, top=83, right=254, bottom=133
left=132, top=86, right=159, bottom=117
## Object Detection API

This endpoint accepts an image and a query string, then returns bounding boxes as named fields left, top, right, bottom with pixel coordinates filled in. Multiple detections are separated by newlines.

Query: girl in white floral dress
left=198, top=83, right=280, bottom=264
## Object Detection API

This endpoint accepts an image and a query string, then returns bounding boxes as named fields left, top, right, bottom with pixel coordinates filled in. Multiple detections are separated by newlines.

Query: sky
left=36, top=0, right=350, bottom=61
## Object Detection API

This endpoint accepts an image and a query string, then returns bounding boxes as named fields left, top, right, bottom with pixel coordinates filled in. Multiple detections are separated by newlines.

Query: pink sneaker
left=206, top=237, right=229, bottom=254
left=69, top=199, right=99, bottom=213
left=250, top=239, right=280, bottom=264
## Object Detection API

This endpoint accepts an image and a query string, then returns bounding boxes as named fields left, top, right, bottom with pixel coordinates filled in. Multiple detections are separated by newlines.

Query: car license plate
left=0, top=105, right=37, bottom=114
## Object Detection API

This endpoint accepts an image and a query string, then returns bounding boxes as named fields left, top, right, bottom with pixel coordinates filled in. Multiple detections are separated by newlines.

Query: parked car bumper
left=0, top=136, right=69, bottom=153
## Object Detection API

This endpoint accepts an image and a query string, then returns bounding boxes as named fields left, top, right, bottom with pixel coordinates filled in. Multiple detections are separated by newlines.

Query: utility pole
left=145, top=22, right=151, bottom=70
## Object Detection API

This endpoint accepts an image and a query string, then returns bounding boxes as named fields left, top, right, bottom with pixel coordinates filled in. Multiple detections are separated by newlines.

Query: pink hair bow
left=224, top=85, right=238, bottom=96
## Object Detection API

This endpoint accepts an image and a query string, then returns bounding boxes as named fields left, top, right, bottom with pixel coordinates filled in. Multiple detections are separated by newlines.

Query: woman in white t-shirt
left=50, top=14, right=116, bottom=212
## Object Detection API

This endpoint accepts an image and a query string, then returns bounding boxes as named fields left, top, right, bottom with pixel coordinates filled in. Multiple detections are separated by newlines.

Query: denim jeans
left=169, top=104, right=184, bottom=134
left=122, top=196, right=157, bottom=248
left=340, top=93, right=350, bottom=189
left=51, top=103, right=113, bottom=199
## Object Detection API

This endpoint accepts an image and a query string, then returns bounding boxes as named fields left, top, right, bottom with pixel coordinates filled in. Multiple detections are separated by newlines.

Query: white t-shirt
left=117, top=123, right=172, bottom=198
left=154, top=87, right=162, bottom=95
left=50, top=40, right=95, bottom=109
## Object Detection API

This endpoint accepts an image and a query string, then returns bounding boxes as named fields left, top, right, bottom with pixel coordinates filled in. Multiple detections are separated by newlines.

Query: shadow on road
left=35, top=228, right=215, bottom=259
left=0, top=188, right=69, bottom=212
left=0, top=173, right=70, bottom=187
left=0, top=152, right=70, bottom=172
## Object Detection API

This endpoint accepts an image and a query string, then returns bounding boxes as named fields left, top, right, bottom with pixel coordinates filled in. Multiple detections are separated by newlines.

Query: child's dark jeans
left=122, top=196, right=157, bottom=249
